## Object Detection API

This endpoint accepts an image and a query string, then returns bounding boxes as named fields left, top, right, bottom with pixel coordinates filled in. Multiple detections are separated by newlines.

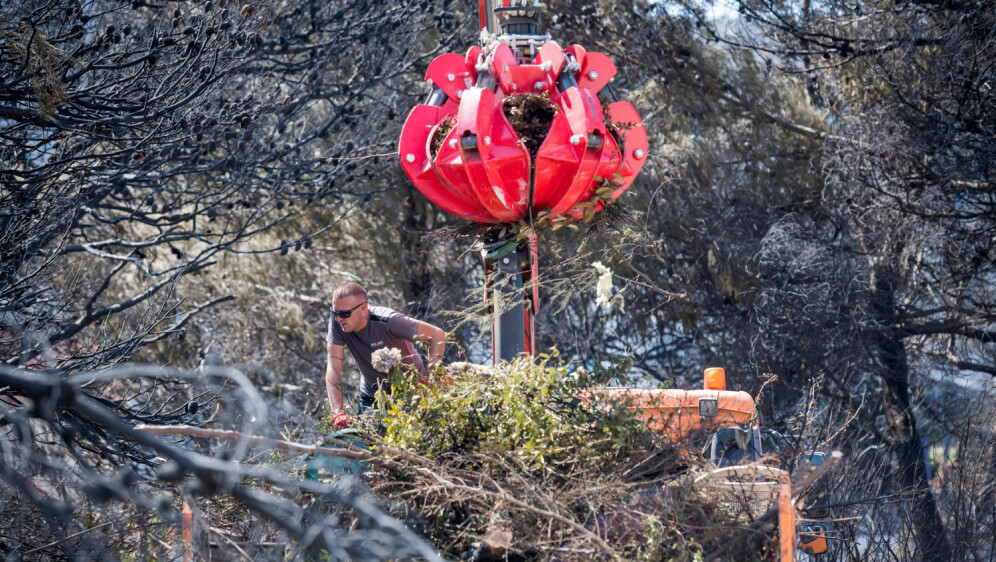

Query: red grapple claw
left=534, top=87, right=614, bottom=216
left=399, top=42, right=647, bottom=224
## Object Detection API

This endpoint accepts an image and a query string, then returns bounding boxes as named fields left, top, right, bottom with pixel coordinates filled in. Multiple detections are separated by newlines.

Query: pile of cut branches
left=330, top=355, right=781, bottom=561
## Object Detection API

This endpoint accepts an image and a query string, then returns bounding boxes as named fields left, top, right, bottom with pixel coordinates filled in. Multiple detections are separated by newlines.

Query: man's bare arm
left=326, top=343, right=346, bottom=413
left=415, top=322, right=446, bottom=366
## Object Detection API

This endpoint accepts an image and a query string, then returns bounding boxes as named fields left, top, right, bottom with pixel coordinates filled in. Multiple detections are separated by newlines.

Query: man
left=326, top=282, right=446, bottom=427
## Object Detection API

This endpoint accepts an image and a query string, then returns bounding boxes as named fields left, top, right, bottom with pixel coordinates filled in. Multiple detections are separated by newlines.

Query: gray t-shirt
left=327, top=305, right=425, bottom=396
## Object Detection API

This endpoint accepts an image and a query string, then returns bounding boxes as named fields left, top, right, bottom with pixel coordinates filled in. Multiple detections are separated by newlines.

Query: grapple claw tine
left=400, top=105, right=496, bottom=222
left=543, top=88, right=612, bottom=217
left=605, top=100, right=648, bottom=198
left=452, top=88, right=523, bottom=222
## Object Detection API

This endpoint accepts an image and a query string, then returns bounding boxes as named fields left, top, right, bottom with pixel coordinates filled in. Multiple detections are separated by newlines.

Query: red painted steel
left=399, top=105, right=495, bottom=222
left=399, top=41, right=647, bottom=224
left=521, top=236, right=539, bottom=355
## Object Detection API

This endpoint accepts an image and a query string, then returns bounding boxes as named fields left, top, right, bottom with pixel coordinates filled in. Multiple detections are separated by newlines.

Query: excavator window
left=705, top=426, right=761, bottom=467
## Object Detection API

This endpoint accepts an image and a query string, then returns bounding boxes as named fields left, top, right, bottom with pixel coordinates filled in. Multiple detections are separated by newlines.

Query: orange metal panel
left=586, top=388, right=757, bottom=440
left=779, top=480, right=796, bottom=562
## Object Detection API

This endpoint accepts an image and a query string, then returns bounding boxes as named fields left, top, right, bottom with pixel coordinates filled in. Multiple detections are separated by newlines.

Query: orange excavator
left=593, top=368, right=829, bottom=561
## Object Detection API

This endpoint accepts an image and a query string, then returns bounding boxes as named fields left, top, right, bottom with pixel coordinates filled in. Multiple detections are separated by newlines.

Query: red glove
left=333, top=413, right=350, bottom=428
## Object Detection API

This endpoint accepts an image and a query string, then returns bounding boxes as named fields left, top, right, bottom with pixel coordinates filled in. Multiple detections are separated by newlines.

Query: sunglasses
left=332, top=301, right=366, bottom=319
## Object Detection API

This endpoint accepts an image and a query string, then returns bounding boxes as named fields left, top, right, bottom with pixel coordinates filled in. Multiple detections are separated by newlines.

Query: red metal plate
left=533, top=42, right=565, bottom=96
left=565, top=44, right=587, bottom=69
left=433, top=116, right=489, bottom=218
left=435, top=88, right=521, bottom=222
left=494, top=43, right=553, bottom=95
left=426, top=53, right=475, bottom=102
left=531, top=107, right=581, bottom=213
left=465, top=45, right=484, bottom=84
left=568, top=124, right=622, bottom=216
left=478, top=96, right=532, bottom=218
left=576, top=51, right=615, bottom=92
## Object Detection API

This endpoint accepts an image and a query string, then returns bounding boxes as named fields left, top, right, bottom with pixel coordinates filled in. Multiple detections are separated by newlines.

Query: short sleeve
left=327, top=310, right=345, bottom=345
left=387, top=313, right=419, bottom=341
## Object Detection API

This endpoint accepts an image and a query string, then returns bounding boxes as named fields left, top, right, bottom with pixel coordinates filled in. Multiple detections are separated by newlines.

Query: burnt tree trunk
left=870, top=268, right=952, bottom=562
left=399, top=183, right=433, bottom=313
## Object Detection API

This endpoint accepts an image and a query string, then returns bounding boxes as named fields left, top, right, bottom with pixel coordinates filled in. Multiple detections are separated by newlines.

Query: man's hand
left=332, top=412, right=351, bottom=428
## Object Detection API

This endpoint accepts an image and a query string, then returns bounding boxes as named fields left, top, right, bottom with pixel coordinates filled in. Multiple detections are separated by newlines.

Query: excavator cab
left=704, top=425, right=764, bottom=467
left=591, top=367, right=834, bottom=561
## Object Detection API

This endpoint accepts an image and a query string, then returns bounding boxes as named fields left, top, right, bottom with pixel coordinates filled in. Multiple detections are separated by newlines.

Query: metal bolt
left=540, top=61, right=552, bottom=72
left=534, top=81, right=544, bottom=91
left=449, top=139, right=457, bottom=149
left=405, top=153, right=416, bottom=163
left=484, top=136, right=491, bottom=145
left=503, top=257, right=510, bottom=264
left=447, top=73, right=456, bottom=81
left=588, top=70, right=599, bottom=80
left=503, top=64, right=510, bottom=73
left=634, top=149, right=645, bottom=159
left=511, top=82, right=518, bottom=91
left=456, top=89, right=463, bottom=98
left=570, top=134, right=582, bottom=145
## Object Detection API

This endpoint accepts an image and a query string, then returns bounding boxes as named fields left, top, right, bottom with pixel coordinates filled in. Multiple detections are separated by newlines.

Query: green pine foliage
left=376, top=352, right=648, bottom=473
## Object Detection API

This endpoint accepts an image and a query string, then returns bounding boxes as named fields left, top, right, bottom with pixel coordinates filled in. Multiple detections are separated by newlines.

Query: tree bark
left=399, top=182, right=433, bottom=311
left=871, top=268, right=952, bottom=562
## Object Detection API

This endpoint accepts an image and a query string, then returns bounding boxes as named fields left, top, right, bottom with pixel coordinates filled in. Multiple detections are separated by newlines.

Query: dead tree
left=1, top=0, right=447, bottom=372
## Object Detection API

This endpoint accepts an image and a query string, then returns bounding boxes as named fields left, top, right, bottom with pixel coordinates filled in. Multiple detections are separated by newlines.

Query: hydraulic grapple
left=399, top=1, right=648, bottom=224
left=399, top=0, right=648, bottom=361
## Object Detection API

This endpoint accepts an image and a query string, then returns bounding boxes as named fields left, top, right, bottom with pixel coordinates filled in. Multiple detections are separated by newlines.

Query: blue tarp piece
left=301, top=429, right=371, bottom=479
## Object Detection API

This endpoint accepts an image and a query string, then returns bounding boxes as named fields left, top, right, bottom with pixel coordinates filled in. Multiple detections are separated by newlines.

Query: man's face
left=332, top=294, right=367, bottom=332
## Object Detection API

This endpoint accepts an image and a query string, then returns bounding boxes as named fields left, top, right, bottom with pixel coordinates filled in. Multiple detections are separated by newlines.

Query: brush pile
left=329, top=355, right=782, bottom=561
